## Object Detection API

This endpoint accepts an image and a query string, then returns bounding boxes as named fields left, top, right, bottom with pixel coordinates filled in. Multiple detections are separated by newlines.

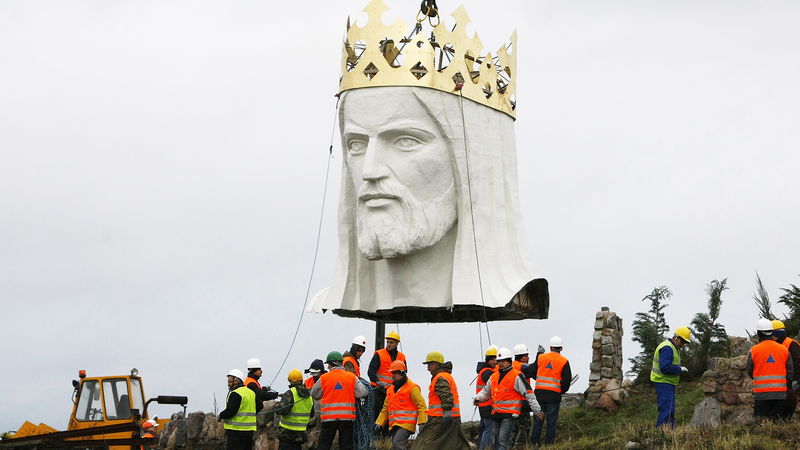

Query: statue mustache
left=357, top=180, right=407, bottom=203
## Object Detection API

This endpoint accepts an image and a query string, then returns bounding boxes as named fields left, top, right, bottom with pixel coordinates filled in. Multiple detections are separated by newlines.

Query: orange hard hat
left=141, top=420, right=158, bottom=429
left=389, top=360, right=407, bottom=372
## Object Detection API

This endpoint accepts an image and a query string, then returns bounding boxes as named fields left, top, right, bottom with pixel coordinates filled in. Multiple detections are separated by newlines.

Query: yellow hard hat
left=773, top=320, right=786, bottom=330
left=423, top=351, right=444, bottom=364
left=386, top=331, right=401, bottom=342
left=674, top=326, right=691, bottom=343
left=288, top=369, right=303, bottom=382
left=484, top=345, right=498, bottom=357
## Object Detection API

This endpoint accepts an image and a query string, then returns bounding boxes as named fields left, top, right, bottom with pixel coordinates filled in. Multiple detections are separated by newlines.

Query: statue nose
left=361, top=140, right=390, bottom=181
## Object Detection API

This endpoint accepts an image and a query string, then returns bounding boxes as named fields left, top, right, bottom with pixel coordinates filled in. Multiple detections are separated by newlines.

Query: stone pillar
left=589, top=306, right=623, bottom=386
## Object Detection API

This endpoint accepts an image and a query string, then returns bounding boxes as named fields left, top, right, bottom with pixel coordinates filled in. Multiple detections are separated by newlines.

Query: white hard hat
left=352, top=335, right=367, bottom=347
left=227, top=369, right=245, bottom=381
left=513, top=344, right=529, bottom=356
left=497, top=347, right=514, bottom=361
left=246, top=358, right=261, bottom=369
left=549, top=336, right=563, bottom=347
left=757, top=318, right=774, bottom=332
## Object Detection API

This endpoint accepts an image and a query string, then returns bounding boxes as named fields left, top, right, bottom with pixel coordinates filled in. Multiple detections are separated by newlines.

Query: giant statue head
left=310, top=0, right=549, bottom=322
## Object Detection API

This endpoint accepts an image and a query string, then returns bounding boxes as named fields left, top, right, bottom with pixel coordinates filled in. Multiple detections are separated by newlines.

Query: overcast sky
left=1, top=0, right=799, bottom=432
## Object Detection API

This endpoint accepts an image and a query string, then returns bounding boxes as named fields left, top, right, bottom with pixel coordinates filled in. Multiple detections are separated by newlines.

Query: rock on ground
left=689, top=397, right=721, bottom=429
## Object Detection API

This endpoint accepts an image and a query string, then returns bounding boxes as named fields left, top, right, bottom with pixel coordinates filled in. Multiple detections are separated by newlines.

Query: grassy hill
left=546, top=381, right=800, bottom=449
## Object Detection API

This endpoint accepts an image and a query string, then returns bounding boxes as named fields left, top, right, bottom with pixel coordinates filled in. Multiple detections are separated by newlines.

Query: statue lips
left=359, top=192, right=400, bottom=208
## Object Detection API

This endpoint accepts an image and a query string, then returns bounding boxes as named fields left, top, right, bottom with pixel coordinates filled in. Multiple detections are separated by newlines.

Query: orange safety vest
left=427, top=372, right=460, bottom=417
left=140, top=432, right=155, bottom=450
left=319, top=369, right=357, bottom=421
left=304, top=377, right=315, bottom=390
left=476, top=367, right=494, bottom=408
left=343, top=355, right=361, bottom=378
left=512, top=360, right=532, bottom=384
left=751, top=340, right=789, bottom=395
left=244, top=377, right=261, bottom=389
left=489, top=368, right=525, bottom=415
left=386, top=380, right=420, bottom=428
left=535, top=352, right=568, bottom=394
left=783, top=337, right=798, bottom=350
left=373, top=349, right=406, bottom=388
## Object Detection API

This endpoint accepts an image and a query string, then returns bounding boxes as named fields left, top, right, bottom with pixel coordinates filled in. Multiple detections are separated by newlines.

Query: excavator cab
left=70, top=371, right=147, bottom=427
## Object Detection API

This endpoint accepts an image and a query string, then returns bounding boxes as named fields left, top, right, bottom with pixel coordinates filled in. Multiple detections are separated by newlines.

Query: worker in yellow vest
left=375, top=360, right=427, bottom=450
left=473, top=347, right=542, bottom=450
left=772, top=319, right=800, bottom=420
left=475, top=345, right=498, bottom=450
left=218, top=369, right=262, bottom=450
left=310, top=351, right=369, bottom=450
left=650, top=327, right=691, bottom=428
left=274, top=369, right=314, bottom=450
left=529, top=336, right=572, bottom=446
left=368, top=331, right=406, bottom=420
left=748, top=318, right=792, bottom=421
left=413, top=351, right=471, bottom=450
left=343, top=335, right=367, bottom=377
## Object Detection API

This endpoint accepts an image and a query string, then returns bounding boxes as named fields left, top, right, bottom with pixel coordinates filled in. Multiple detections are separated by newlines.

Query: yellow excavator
left=1, top=369, right=187, bottom=449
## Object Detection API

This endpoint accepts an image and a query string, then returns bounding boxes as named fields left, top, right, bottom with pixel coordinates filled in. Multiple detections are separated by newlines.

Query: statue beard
left=356, top=179, right=457, bottom=260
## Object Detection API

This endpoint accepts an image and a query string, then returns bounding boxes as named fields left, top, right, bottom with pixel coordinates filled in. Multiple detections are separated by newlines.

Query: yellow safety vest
left=650, top=340, right=680, bottom=385
left=279, top=387, right=313, bottom=432
left=224, top=386, right=257, bottom=431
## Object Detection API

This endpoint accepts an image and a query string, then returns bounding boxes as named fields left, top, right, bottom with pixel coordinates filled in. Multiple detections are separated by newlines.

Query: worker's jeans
left=492, top=417, right=516, bottom=450
left=318, top=420, right=354, bottom=450
left=477, top=416, right=497, bottom=450
left=389, top=426, right=412, bottom=450
left=531, top=401, right=561, bottom=445
left=755, top=399, right=785, bottom=422
left=224, top=429, right=253, bottom=450
left=654, top=382, right=676, bottom=428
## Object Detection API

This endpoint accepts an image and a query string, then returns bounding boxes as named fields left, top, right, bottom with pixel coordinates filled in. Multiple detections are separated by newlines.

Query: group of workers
left=211, top=331, right=572, bottom=449
left=652, top=319, right=800, bottom=428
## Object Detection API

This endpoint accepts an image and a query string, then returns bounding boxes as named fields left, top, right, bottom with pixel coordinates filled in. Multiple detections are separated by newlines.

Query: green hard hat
left=325, top=351, right=343, bottom=363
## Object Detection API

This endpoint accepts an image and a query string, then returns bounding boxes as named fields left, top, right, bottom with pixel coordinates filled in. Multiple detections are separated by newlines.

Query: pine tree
left=628, top=286, right=672, bottom=383
left=778, top=275, right=800, bottom=338
left=685, top=279, right=730, bottom=377
left=753, top=272, right=776, bottom=320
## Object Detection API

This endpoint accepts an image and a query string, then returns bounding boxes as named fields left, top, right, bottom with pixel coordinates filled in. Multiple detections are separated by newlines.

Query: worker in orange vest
left=529, top=336, right=572, bottom=446
left=375, top=361, right=427, bottom=450
left=367, top=331, right=406, bottom=420
left=139, top=417, right=158, bottom=450
left=309, top=351, right=368, bottom=450
left=304, top=359, right=326, bottom=389
left=473, top=347, right=542, bottom=450
left=475, top=345, right=498, bottom=450
left=413, top=351, right=471, bottom=450
left=772, top=319, right=800, bottom=420
left=748, top=318, right=793, bottom=421
left=343, top=335, right=367, bottom=377
left=510, top=344, right=533, bottom=447
left=303, top=359, right=326, bottom=450
left=244, top=357, right=279, bottom=402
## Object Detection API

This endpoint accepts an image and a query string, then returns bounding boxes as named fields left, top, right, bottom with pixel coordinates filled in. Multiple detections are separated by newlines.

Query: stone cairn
left=585, top=307, right=631, bottom=412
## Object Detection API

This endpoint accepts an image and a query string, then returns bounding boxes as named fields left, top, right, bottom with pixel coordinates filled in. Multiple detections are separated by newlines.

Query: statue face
left=342, top=89, right=457, bottom=260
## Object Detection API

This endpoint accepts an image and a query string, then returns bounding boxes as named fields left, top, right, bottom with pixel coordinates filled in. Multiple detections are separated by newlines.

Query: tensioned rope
left=457, top=89, right=493, bottom=350
left=269, top=97, right=340, bottom=386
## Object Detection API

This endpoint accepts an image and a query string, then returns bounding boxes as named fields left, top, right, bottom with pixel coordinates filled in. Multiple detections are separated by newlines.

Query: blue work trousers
left=494, top=417, right=516, bottom=450
left=531, top=401, right=561, bottom=445
left=477, top=416, right=497, bottom=450
left=654, top=382, right=677, bottom=428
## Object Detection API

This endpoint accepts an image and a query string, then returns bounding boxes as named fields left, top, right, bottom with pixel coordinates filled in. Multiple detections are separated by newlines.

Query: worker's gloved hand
left=417, top=423, right=425, bottom=433
left=442, top=410, right=453, bottom=424
left=534, top=411, right=545, bottom=420
left=793, top=380, right=800, bottom=391
left=373, top=424, right=383, bottom=434
left=473, top=398, right=480, bottom=406
left=537, top=345, right=546, bottom=354
left=680, top=366, right=689, bottom=374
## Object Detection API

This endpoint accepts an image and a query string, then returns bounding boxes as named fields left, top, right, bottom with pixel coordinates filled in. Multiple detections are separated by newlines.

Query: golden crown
left=339, top=0, right=517, bottom=118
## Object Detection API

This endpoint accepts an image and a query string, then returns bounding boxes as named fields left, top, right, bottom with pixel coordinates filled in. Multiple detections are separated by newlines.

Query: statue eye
left=393, top=136, right=423, bottom=151
left=347, top=139, right=368, bottom=156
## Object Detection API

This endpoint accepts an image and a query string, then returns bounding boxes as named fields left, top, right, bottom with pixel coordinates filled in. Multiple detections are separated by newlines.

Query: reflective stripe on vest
left=535, top=352, right=568, bottom=393
left=319, top=369, right=357, bottom=421
left=752, top=340, right=789, bottom=394
left=387, top=380, right=420, bottom=428
left=279, top=386, right=313, bottom=431
left=489, top=369, right=524, bottom=415
left=650, top=340, right=681, bottom=385
left=343, top=356, right=361, bottom=378
left=223, top=386, right=257, bottom=431
left=476, top=367, right=494, bottom=407
left=427, top=372, right=460, bottom=417
left=372, top=349, right=406, bottom=388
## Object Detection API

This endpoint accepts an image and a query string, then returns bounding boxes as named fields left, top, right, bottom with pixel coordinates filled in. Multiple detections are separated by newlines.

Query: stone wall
left=690, top=349, right=758, bottom=428
left=589, top=306, right=624, bottom=385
